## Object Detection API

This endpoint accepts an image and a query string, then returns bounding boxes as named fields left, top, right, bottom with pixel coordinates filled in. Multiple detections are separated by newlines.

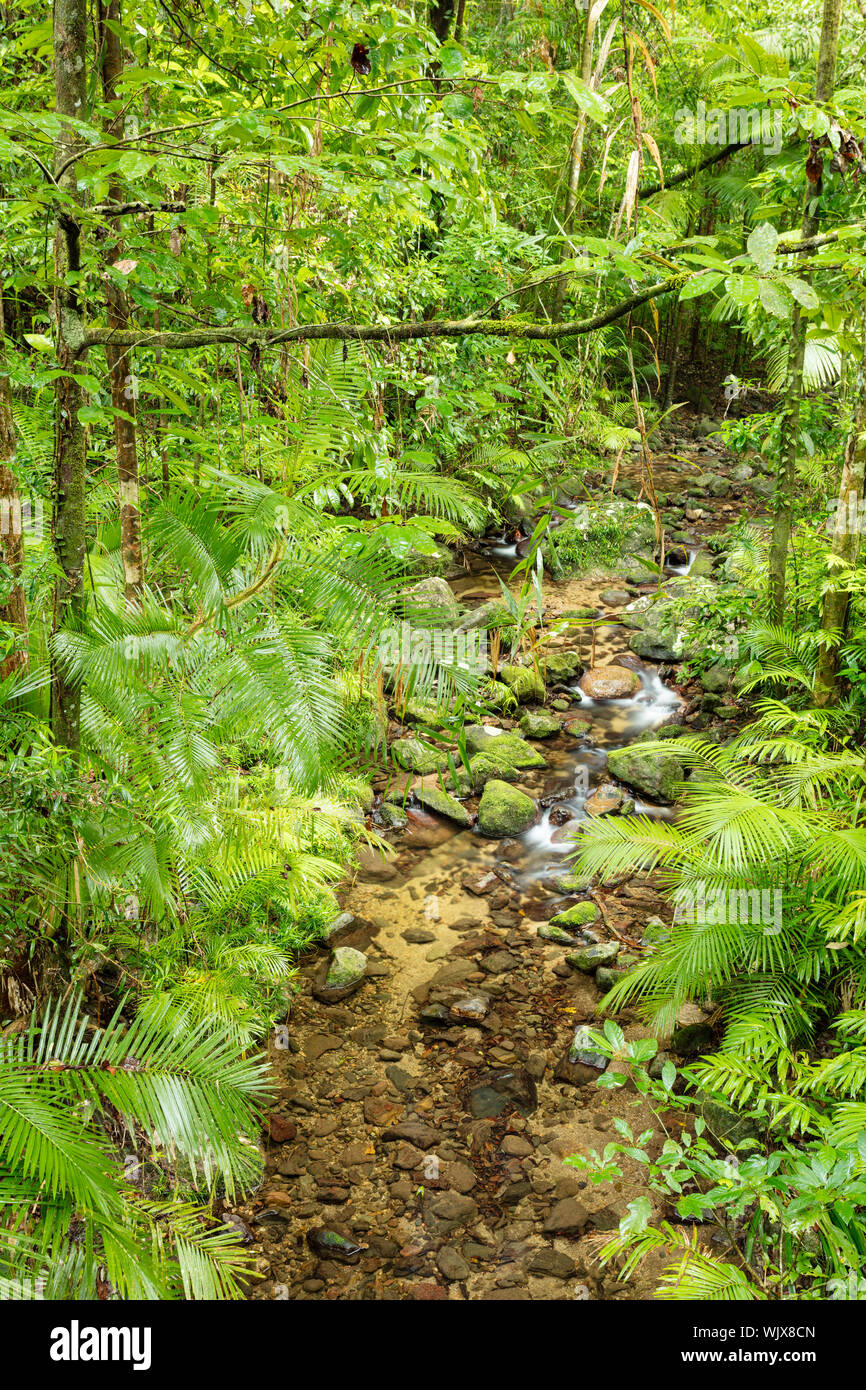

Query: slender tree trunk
left=454, top=0, right=467, bottom=42
left=813, top=335, right=866, bottom=706
left=767, top=0, right=843, bottom=620
left=51, top=0, right=89, bottom=752
left=552, top=0, right=609, bottom=319
left=0, top=288, right=28, bottom=678
left=429, top=0, right=455, bottom=42
left=98, top=0, right=143, bottom=606
left=662, top=295, right=683, bottom=408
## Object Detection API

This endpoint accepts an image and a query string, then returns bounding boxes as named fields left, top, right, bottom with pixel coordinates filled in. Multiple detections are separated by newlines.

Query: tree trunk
left=0, top=287, right=28, bottom=679
left=429, top=0, right=454, bottom=42
left=767, top=0, right=842, bottom=621
left=662, top=294, right=683, bottom=409
left=98, top=0, right=143, bottom=607
left=552, top=0, right=609, bottom=319
left=813, top=336, right=866, bottom=706
left=51, top=0, right=89, bottom=752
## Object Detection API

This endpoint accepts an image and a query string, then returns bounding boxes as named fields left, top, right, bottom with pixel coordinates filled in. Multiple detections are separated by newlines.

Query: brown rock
left=542, top=1198, right=589, bottom=1234
left=578, top=665, right=641, bottom=700
left=268, top=1115, right=298, bottom=1144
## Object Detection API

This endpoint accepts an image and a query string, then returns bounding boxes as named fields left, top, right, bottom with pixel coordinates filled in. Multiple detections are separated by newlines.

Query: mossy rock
left=556, top=869, right=594, bottom=893
left=607, top=745, right=685, bottom=804
left=700, top=1097, right=765, bottom=1150
left=550, top=901, right=600, bottom=929
left=479, top=679, right=517, bottom=712
left=596, top=965, right=630, bottom=991
left=537, top=922, right=576, bottom=944
left=542, top=651, right=582, bottom=683
left=395, top=695, right=450, bottom=727
left=413, top=785, right=471, bottom=826
left=477, top=780, right=537, bottom=837
left=566, top=941, right=619, bottom=973
left=392, top=737, right=450, bottom=776
left=519, top=710, right=561, bottom=739
left=468, top=752, right=521, bottom=790
left=670, top=1020, right=714, bottom=1054
left=628, top=629, right=685, bottom=663
left=313, top=946, right=368, bottom=1002
left=499, top=664, right=546, bottom=703
left=401, top=577, right=460, bottom=626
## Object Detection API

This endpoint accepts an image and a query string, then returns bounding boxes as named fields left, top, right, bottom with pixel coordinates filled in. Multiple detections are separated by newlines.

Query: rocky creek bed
left=230, top=428, right=763, bottom=1301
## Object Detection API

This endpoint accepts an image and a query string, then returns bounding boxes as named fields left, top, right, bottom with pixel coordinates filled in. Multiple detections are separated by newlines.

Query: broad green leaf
left=759, top=278, right=793, bottom=318
left=747, top=222, right=779, bottom=273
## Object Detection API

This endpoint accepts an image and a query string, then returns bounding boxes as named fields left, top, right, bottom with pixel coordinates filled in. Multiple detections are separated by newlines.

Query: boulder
left=701, top=662, right=731, bottom=693
left=392, top=737, right=449, bottom=775
left=550, top=901, right=600, bottom=929
left=520, top=710, right=561, bottom=739
left=566, top=941, right=619, bottom=973
left=402, top=577, right=460, bottom=626
left=313, top=947, right=368, bottom=1003
left=629, top=629, right=684, bottom=662
left=499, top=664, right=546, bottom=703
left=412, top=785, right=471, bottom=826
left=477, top=780, right=537, bottom=837
left=584, top=783, right=626, bottom=817
left=578, top=665, right=641, bottom=700
left=542, top=650, right=582, bottom=682
left=607, top=745, right=684, bottom=804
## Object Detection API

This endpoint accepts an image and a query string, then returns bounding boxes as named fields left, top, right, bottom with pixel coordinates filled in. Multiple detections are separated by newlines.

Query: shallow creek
left=239, top=527, right=714, bottom=1303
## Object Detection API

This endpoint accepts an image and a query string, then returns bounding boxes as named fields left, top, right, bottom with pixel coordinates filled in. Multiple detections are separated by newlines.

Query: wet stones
left=381, top=1122, right=440, bottom=1150
left=462, top=870, right=498, bottom=895
left=578, top=665, right=641, bottom=700
left=267, top=1114, right=298, bottom=1144
left=467, top=1067, right=538, bottom=1119
left=537, top=922, right=576, bottom=944
left=423, top=1191, right=478, bottom=1235
left=312, top=947, right=368, bottom=1003
left=436, top=1245, right=471, bottom=1281
left=420, top=991, right=491, bottom=1027
left=528, top=1248, right=577, bottom=1278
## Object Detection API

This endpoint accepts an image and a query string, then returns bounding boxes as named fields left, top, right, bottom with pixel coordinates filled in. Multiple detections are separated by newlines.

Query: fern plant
left=0, top=993, right=271, bottom=1300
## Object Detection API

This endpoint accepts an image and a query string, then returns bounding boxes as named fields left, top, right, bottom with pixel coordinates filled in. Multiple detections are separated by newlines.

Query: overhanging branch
left=80, top=275, right=689, bottom=354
